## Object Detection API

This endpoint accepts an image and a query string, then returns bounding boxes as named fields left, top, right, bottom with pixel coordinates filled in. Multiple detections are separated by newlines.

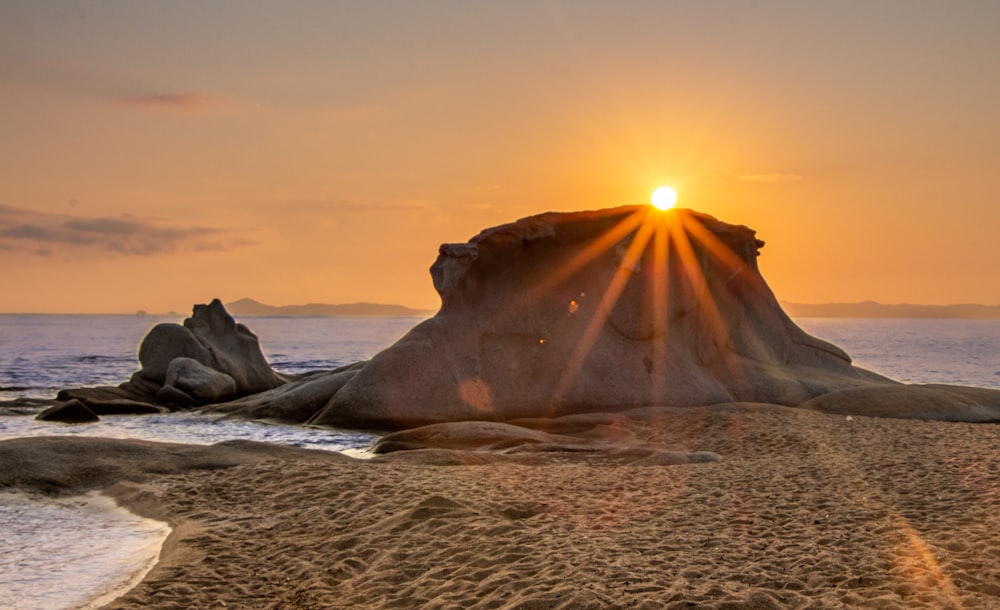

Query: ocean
left=1, top=314, right=999, bottom=609
left=794, top=317, right=1000, bottom=390
left=1, top=315, right=999, bottom=449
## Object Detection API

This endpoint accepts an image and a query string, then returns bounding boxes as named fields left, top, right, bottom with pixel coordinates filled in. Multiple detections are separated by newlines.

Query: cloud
left=65, top=218, right=143, bottom=234
left=119, top=92, right=215, bottom=111
left=738, top=173, right=804, bottom=183
left=1, top=56, right=228, bottom=112
left=0, top=205, right=250, bottom=257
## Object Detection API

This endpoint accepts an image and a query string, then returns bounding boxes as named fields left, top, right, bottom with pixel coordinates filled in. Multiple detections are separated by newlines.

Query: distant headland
left=224, top=297, right=435, bottom=318
left=782, top=301, right=1000, bottom=319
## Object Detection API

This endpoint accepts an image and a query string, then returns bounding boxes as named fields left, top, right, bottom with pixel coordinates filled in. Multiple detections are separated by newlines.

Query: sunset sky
left=2, top=1, right=999, bottom=314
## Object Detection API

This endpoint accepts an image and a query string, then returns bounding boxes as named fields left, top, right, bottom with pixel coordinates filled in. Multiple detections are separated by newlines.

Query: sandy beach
left=4, top=405, right=996, bottom=609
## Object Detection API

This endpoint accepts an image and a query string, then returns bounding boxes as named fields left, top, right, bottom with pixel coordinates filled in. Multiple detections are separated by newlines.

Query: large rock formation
left=308, top=206, right=911, bottom=429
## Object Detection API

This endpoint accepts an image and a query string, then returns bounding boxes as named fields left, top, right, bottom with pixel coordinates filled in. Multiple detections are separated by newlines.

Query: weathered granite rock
left=82, top=399, right=167, bottom=415
left=155, top=384, right=200, bottom=408
left=311, top=206, right=895, bottom=429
left=36, top=399, right=99, bottom=423
left=372, top=421, right=586, bottom=453
left=60, top=299, right=286, bottom=409
left=0, top=437, right=349, bottom=496
left=200, top=362, right=365, bottom=424
left=372, top=421, right=723, bottom=466
left=134, top=323, right=214, bottom=385
left=164, top=357, right=237, bottom=404
left=800, top=384, right=1000, bottom=421
left=131, top=299, right=284, bottom=396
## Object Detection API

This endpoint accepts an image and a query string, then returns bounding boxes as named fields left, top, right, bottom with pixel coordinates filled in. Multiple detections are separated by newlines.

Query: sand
left=4, top=406, right=1000, bottom=609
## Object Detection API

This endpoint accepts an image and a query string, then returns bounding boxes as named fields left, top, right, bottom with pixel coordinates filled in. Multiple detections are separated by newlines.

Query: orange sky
left=2, top=2, right=999, bottom=313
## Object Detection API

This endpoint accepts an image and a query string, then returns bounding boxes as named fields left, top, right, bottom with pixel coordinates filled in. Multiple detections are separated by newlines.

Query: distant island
left=782, top=301, right=1000, bottom=319
left=226, top=298, right=435, bottom=318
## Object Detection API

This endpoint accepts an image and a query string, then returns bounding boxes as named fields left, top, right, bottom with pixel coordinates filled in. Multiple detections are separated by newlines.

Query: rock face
left=310, top=206, right=897, bottom=429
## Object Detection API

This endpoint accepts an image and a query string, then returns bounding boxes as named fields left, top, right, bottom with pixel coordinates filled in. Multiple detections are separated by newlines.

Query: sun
left=650, top=186, right=678, bottom=210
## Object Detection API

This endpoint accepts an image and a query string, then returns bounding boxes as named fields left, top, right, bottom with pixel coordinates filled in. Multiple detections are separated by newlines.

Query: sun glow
left=650, top=186, right=678, bottom=210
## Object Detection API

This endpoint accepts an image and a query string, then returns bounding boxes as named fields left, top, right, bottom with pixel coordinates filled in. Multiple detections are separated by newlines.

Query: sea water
left=1, top=314, right=999, bottom=609
left=795, top=317, right=1000, bottom=389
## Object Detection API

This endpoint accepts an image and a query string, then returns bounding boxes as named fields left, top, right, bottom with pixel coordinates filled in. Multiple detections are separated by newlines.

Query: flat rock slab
left=0, top=437, right=349, bottom=496
left=372, top=420, right=721, bottom=466
left=800, top=384, right=1000, bottom=421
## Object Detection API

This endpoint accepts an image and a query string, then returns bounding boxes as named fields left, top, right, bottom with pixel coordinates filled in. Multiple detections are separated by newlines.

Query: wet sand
left=4, top=406, right=1000, bottom=609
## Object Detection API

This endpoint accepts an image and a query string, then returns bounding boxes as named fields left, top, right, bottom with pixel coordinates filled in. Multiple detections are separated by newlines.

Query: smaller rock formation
left=59, top=299, right=286, bottom=409
left=135, top=299, right=284, bottom=400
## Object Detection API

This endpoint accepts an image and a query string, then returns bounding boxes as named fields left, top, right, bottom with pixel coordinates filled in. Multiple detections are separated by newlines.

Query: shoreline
left=81, top=490, right=171, bottom=610
left=2, top=408, right=999, bottom=608
left=0, top=489, right=170, bottom=610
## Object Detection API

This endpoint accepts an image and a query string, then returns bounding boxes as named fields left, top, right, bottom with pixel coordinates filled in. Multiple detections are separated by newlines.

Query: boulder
left=36, top=399, right=99, bottom=423
left=164, top=357, right=237, bottom=404
left=133, top=323, right=213, bottom=384
left=311, top=206, right=894, bottom=429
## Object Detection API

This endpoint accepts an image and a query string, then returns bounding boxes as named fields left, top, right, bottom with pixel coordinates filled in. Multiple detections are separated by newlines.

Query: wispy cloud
left=738, top=172, right=804, bottom=183
left=0, top=205, right=251, bottom=257
left=119, top=92, right=217, bottom=111
left=1, top=57, right=228, bottom=112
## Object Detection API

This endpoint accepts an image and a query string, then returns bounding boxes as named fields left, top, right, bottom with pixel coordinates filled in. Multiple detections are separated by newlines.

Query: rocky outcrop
left=58, top=299, right=286, bottom=410
left=310, top=206, right=896, bottom=429
left=36, top=399, right=100, bottom=423
left=201, top=362, right=365, bottom=424
left=132, top=299, right=284, bottom=400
